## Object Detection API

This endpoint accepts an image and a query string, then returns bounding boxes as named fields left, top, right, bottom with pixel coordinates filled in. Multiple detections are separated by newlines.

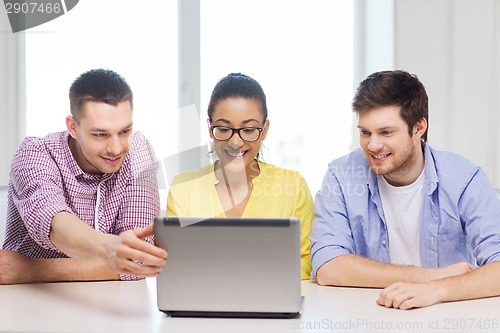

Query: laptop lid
left=154, top=217, right=302, bottom=318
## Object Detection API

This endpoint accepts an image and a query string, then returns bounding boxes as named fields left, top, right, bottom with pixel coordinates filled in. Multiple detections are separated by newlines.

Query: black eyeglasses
left=210, top=126, right=263, bottom=142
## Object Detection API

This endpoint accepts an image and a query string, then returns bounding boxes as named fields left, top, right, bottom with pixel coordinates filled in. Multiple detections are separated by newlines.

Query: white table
left=1, top=279, right=499, bottom=333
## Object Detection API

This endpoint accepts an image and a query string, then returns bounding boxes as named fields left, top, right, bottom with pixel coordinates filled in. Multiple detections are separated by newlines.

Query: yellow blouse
left=166, top=161, right=313, bottom=279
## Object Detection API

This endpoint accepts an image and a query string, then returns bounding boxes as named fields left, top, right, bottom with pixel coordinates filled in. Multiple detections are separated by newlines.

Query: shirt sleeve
left=293, top=173, right=314, bottom=280
left=9, top=138, right=74, bottom=252
left=114, top=133, right=160, bottom=245
left=309, top=168, right=356, bottom=278
left=459, top=169, right=500, bottom=265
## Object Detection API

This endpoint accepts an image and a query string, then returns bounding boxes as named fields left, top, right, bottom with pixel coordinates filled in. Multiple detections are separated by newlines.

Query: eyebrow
left=89, top=123, right=133, bottom=133
left=356, top=126, right=398, bottom=131
left=212, top=118, right=261, bottom=125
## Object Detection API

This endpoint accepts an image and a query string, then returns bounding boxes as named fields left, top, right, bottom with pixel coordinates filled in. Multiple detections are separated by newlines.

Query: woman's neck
left=215, top=159, right=260, bottom=188
left=214, top=159, right=260, bottom=217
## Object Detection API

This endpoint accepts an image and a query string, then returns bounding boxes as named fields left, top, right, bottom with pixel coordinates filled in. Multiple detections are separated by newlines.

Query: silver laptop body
left=154, top=217, right=303, bottom=318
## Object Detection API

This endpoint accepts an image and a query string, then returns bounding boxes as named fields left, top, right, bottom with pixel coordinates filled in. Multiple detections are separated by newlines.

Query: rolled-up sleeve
left=9, top=138, right=73, bottom=252
left=459, top=169, right=500, bottom=266
left=310, top=168, right=355, bottom=278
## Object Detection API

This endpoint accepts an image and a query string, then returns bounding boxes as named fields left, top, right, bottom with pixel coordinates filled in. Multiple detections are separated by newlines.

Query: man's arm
left=47, top=133, right=166, bottom=278
left=375, top=162, right=500, bottom=309
left=50, top=212, right=167, bottom=277
left=2, top=211, right=166, bottom=284
left=317, top=254, right=475, bottom=288
left=0, top=250, right=119, bottom=284
left=377, top=261, right=500, bottom=309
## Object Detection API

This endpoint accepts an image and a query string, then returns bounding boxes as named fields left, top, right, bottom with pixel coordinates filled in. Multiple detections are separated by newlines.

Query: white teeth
left=227, top=151, right=244, bottom=157
left=373, top=154, right=387, bottom=159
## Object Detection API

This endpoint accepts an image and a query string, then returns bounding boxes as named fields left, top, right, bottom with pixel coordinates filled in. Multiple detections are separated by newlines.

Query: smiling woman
left=209, top=97, right=269, bottom=181
left=167, top=73, right=314, bottom=280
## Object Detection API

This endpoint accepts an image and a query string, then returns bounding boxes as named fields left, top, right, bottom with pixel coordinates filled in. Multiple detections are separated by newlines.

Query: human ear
left=415, top=118, right=427, bottom=136
left=207, top=118, right=215, bottom=139
left=66, top=115, right=78, bottom=139
left=414, top=118, right=427, bottom=138
left=260, top=119, right=270, bottom=141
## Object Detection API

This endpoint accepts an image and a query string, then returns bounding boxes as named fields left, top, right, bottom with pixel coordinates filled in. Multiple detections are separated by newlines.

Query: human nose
left=367, top=135, right=383, bottom=152
left=227, top=129, right=244, bottom=148
left=107, top=135, right=123, bottom=155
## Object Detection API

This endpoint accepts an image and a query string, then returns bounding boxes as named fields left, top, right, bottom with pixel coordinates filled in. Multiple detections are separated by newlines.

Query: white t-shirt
left=377, top=170, right=425, bottom=266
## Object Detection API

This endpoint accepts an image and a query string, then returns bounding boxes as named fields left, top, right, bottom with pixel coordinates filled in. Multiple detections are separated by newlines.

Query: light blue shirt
left=310, top=145, right=500, bottom=278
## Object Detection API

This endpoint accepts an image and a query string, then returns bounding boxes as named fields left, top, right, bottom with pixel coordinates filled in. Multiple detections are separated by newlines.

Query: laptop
left=154, top=217, right=303, bottom=318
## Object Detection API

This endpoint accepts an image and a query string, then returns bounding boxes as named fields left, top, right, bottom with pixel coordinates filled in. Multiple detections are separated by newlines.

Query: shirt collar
left=422, top=144, right=439, bottom=195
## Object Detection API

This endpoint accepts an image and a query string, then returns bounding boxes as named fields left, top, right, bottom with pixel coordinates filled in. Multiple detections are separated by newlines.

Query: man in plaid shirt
left=0, top=69, right=167, bottom=284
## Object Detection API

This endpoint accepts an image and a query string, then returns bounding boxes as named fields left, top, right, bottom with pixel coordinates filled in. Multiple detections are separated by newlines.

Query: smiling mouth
left=371, top=153, right=390, bottom=160
left=102, top=155, right=121, bottom=162
left=226, top=150, right=245, bottom=158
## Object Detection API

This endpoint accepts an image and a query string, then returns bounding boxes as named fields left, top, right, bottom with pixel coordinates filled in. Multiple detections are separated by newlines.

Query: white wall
left=0, top=10, right=25, bottom=186
left=356, top=0, right=500, bottom=187
left=394, top=0, right=500, bottom=187
left=0, top=186, right=8, bottom=244
left=2, top=1, right=500, bottom=187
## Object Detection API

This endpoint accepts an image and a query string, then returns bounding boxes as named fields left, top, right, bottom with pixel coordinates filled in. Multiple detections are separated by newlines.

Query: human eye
left=92, top=133, right=108, bottom=138
left=242, top=127, right=257, bottom=134
left=216, top=127, right=231, bottom=133
left=359, top=129, right=370, bottom=136
left=380, top=129, right=393, bottom=136
left=119, top=128, right=132, bottom=135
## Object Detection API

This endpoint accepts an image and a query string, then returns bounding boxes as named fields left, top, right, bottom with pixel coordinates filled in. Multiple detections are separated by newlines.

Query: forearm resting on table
left=0, top=250, right=119, bottom=284
left=316, top=254, right=472, bottom=288
left=437, top=261, right=500, bottom=303
left=26, top=257, right=119, bottom=283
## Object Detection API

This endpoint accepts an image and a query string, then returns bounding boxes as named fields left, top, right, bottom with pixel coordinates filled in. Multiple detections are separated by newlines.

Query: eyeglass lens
left=212, top=127, right=261, bottom=142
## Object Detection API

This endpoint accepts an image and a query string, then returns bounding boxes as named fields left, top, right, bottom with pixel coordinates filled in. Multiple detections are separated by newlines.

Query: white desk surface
left=1, top=279, right=499, bottom=333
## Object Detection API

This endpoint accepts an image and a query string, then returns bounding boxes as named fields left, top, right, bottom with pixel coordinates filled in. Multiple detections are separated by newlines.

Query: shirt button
left=382, top=240, right=386, bottom=246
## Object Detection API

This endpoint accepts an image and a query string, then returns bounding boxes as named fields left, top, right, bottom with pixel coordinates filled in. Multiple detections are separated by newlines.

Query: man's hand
left=377, top=281, right=446, bottom=310
left=377, top=262, right=476, bottom=310
left=0, top=250, right=34, bottom=284
left=105, top=223, right=167, bottom=277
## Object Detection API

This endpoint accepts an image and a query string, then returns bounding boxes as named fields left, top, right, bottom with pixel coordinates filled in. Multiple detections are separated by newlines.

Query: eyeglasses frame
left=209, top=125, right=264, bottom=142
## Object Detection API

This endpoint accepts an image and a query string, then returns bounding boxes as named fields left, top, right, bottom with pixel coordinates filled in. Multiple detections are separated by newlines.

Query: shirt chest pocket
left=438, top=209, right=465, bottom=235
left=437, top=210, right=467, bottom=254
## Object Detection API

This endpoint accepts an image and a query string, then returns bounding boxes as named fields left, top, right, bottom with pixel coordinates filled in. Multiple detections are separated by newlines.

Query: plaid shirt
left=3, top=131, right=160, bottom=280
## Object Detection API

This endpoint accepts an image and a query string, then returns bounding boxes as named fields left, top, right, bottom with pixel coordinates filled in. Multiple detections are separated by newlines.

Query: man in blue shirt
left=310, top=70, right=500, bottom=309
